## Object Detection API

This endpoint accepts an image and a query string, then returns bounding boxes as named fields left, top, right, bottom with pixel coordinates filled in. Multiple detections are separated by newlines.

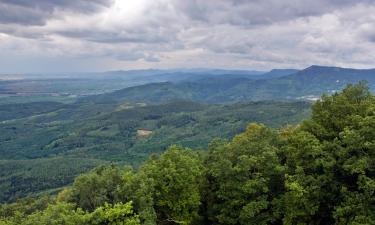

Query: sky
left=1, top=0, right=375, bottom=73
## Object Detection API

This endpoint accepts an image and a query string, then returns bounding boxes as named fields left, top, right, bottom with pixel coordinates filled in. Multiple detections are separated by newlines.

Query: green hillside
left=1, top=83, right=373, bottom=225
left=0, top=99, right=310, bottom=203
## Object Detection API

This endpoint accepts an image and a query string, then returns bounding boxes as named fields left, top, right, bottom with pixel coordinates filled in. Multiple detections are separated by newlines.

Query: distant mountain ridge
left=256, top=69, right=299, bottom=79
left=81, top=65, right=375, bottom=104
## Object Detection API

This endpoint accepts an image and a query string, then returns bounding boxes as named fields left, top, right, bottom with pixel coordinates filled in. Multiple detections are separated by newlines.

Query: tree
left=281, top=128, right=336, bottom=224
left=68, top=164, right=123, bottom=211
left=85, top=201, right=140, bottom=225
left=0, top=201, right=140, bottom=225
left=283, top=82, right=375, bottom=224
left=0, top=202, right=85, bottom=225
left=204, top=123, right=284, bottom=225
left=140, top=146, right=203, bottom=225
left=117, top=167, right=157, bottom=225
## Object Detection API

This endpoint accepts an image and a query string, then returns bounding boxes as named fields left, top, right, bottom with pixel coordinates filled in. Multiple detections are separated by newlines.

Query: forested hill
left=255, top=68, right=299, bottom=79
left=1, top=83, right=373, bottom=225
left=0, top=100, right=310, bottom=203
left=82, top=65, right=375, bottom=104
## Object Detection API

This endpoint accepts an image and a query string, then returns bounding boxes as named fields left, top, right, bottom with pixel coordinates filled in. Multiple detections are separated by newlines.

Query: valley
left=0, top=98, right=309, bottom=202
left=1, top=65, right=374, bottom=202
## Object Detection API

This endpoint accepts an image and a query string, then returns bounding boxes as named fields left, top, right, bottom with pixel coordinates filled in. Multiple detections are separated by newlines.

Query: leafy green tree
left=283, top=82, right=375, bottom=224
left=0, top=202, right=85, bottom=225
left=140, top=146, right=203, bottom=225
left=68, top=164, right=123, bottom=211
left=204, top=123, right=284, bottom=225
left=303, top=81, right=373, bottom=140
left=281, top=128, right=336, bottom=224
left=84, top=201, right=140, bottom=225
left=116, top=167, right=157, bottom=225
left=0, top=196, right=52, bottom=219
left=0, top=201, right=141, bottom=225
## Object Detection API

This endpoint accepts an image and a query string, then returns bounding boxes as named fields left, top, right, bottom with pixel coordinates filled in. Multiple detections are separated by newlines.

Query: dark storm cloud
left=0, top=0, right=113, bottom=25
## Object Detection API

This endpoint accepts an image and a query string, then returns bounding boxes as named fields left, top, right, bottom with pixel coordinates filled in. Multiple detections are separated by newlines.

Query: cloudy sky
left=1, top=0, right=375, bottom=73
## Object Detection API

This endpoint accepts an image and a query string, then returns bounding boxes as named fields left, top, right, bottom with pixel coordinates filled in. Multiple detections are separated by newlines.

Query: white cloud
left=0, top=0, right=375, bottom=72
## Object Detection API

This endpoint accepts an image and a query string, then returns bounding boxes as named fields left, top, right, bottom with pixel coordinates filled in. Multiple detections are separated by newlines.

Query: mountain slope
left=83, top=65, right=375, bottom=104
left=255, top=69, right=299, bottom=79
left=81, top=76, right=252, bottom=104
left=0, top=100, right=310, bottom=202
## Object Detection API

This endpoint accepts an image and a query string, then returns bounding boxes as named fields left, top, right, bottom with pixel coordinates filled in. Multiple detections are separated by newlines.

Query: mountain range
left=1, top=64, right=375, bottom=202
left=82, top=65, right=375, bottom=104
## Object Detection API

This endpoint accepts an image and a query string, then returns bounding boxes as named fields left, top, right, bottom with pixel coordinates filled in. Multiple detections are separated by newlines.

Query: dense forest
left=1, top=83, right=373, bottom=224
left=0, top=99, right=309, bottom=203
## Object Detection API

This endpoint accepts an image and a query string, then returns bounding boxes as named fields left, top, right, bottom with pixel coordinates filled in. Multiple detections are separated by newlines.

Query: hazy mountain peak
left=304, top=65, right=340, bottom=71
left=269, top=69, right=298, bottom=73
left=307, top=65, right=374, bottom=71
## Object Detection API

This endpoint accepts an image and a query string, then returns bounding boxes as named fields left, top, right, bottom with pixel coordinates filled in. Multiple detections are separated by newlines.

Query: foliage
left=284, top=81, right=375, bottom=224
left=0, top=99, right=309, bottom=203
left=0, top=157, right=105, bottom=203
left=0, top=83, right=374, bottom=225
left=65, top=146, right=203, bottom=225
left=140, top=146, right=203, bottom=225
left=67, top=165, right=123, bottom=212
left=0, top=102, right=64, bottom=121
left=204, top=124, right=284, bottom=225
left=85, top=202, right=140, bottom=225
left=0, top=201, right=140, bottom=225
